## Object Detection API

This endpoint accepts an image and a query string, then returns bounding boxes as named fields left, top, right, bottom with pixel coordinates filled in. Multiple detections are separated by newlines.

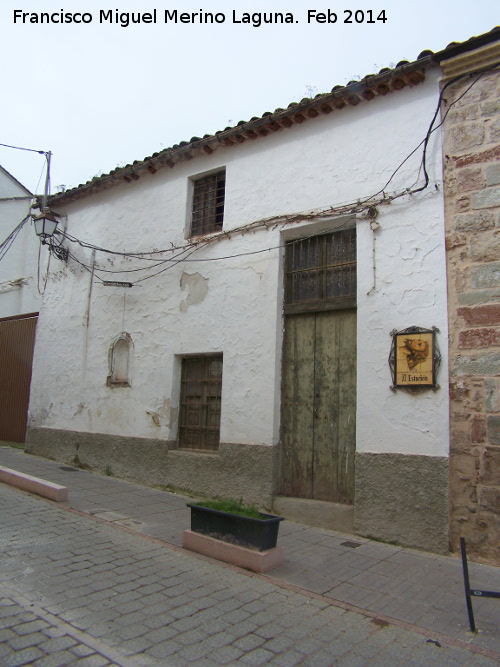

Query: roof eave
left=47, top=57, right=434, bottom=208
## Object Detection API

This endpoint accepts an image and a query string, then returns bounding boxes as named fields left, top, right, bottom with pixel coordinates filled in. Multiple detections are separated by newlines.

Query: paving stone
left=144, top=625, right=177, bottom=643
left=176, top=628, right=209, bottom=646
left=143, top=611, right=176, bottom=630
left=325, top=653, right=368, bottom=667
left=254, top=622, right=285, bottom=640
left=240, top=646, right=275, bottom=665
left=262, top=635, right=296, bottom=654
left=4, top=646, right=44, bottom=666
left=233, top=633, right=267, bottom=651
left=210, top=644, right=245, bottom=664
left=0, top=628, right=17, bottom=642
left=174, top=639, right=213, bottom=661
left=269, top=652, right=307, bottom=667
left=73, top=655, right=112, bottom=667
left=70, top=644, right=96, bottom=658
left=145, top=639, right=183, bottom=659
left=115, top=623, right=150, bottom=640
left=38, top=635, right=78, bottom=653
left=12, top=620, right=50, bottom=636
left=7, top=632, right=47, bottom=650
left=117, top=636, right=153, bottom=656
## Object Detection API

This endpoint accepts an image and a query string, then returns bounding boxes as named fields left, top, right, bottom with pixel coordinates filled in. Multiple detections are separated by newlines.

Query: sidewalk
left=1, top=444, right=500, bottom=658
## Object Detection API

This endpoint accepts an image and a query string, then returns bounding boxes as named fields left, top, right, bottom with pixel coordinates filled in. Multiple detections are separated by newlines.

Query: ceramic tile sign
left=389, top=327, right=440, bottom=391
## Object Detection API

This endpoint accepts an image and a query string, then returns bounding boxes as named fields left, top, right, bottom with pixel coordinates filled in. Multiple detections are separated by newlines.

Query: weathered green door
left=281, top=308, right=357, bottom=503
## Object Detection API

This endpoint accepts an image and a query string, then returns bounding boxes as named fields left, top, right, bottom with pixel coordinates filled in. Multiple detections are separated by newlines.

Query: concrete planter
left=187, top=503, right=284, bottom=552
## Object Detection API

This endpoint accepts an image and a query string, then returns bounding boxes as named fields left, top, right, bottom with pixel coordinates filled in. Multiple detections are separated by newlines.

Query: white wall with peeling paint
left=28, top=67, right=449, bottom=460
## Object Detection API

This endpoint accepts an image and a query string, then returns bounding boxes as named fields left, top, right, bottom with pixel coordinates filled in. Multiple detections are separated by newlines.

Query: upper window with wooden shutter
left=190, top=170, right=226, bottom=237
left=284, top=228, right=356, bottom=314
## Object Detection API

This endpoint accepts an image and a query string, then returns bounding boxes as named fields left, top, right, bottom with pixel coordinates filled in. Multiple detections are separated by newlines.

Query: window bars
left=191, top=170, right=226, bottom=237
left=285, top=228, right=356, bottom=312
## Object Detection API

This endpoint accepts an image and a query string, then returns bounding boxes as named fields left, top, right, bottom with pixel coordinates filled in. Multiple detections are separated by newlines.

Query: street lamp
left=33, top=210, right=58, bottom=244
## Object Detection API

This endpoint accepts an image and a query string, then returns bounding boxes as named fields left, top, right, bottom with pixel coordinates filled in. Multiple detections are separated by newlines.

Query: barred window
left=190, top=170, right=225, bottom=237
left=179, top=355, right=223, bottom=452
left=285, top=229, right=356, bottom=313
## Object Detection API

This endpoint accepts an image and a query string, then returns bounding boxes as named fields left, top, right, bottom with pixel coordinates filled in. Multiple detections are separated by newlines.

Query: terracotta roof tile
left=48, top=27, right=500, bottom=207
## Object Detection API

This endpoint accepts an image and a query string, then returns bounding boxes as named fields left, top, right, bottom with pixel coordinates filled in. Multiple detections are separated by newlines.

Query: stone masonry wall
left=443, top=65, right=500, bottom=563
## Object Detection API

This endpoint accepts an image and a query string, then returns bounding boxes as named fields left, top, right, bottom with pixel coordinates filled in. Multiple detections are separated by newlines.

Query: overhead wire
left=0, top=215, right=31, bottom=262
left=0, top=142, right=45, bottom=154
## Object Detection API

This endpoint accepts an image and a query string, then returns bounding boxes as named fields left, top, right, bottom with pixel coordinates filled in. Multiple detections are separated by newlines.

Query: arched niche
left=107, top=333, right=133, bottom=387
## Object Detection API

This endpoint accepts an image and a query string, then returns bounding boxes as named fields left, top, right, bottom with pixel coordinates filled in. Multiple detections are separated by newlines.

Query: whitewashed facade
left=27, top=61, right=451, bottom=552
left=0, top=166, right=39, bottom=318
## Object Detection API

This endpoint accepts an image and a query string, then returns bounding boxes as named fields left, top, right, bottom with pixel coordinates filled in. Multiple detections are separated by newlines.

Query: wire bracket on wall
left=388, top=326, right=441, bottom=393
left=49, top=243, right=69, bottom=262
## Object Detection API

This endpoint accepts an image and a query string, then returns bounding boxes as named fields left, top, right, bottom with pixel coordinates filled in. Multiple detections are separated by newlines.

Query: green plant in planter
left=196, top=497, right=262, bottom=520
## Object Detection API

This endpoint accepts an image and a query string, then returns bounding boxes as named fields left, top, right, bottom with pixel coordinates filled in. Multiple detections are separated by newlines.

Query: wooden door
left=281, top=308, right=356, bottom=503
left=0, top=314, right=38, bottom=443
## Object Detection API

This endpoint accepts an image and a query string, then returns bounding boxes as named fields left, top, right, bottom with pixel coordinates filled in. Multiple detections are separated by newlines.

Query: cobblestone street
left=0, top=483, right=498, bottom=666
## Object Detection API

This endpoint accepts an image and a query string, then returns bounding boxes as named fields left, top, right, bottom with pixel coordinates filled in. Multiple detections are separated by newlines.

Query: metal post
left=460, top=537, right=476, bottom=632
left=42, top=151, right=51, bottom=210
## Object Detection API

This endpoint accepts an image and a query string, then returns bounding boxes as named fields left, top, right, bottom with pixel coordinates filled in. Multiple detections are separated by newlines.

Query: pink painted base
left=0, top=466, right=68, bottom=502
left=183, top=529, right=284, bottom=573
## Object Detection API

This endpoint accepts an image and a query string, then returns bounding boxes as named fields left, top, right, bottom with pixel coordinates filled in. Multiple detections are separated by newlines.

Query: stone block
left=470, top=233, right=500, bottom=261
left=453, top=144, right=500, bottom=169
left=449, top=476, right=477, bottom=509
left=487, top=118, right=500, bottom=144
left=450, top=424, right=475, bottom=454
left=455, top=165, right=485, bottom=192
left=457, top=288, right=500, bottom=307
left=445, top=233, right=467, bottom=250
left=449, top=380, right=470, bottom=403
left=455, top=195, right=470, bottom=212
left=458, top=327, right=500, bottom=348
left=481, top=447, right=500, bottom=485
left=486, top=163, right=500, bottom=186
left=453, top=352, right=500, bottom=377
left=457, top=304, right=500, bottom=326
left=449, top=123, right=485, bottom=152
left=450, top=378, right=484, bottom=414
left=471, top=415, right=487, bottom=443
left=471, top=186, right=500, bottom=210
left=447, top=104, right=479, bottom=124
left=453, top=210, right=494, bottom=232
left=448, top=262, right=470, bottom=293
left=479, top=488, right=500, bottom=512
left=481, top=98, right=500, bottom=118
left=471, top=262, right=500, bottom=289
left=488, top=416, right=500, bottom=445
left=485, top=378, right=499, bottom=413
left=449, top=451, right=477, bottom=480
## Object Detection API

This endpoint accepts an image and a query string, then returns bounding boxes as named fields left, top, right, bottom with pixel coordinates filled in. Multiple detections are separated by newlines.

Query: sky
left=1, top=0, right=498, bottom=194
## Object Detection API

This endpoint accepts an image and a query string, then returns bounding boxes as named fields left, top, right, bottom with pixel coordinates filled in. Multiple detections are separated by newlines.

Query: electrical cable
left=0, top=142, right=46, bottom=154
left=37, top=239, right=51, bottom=295
left=0, top=215, right=31, bottom=262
